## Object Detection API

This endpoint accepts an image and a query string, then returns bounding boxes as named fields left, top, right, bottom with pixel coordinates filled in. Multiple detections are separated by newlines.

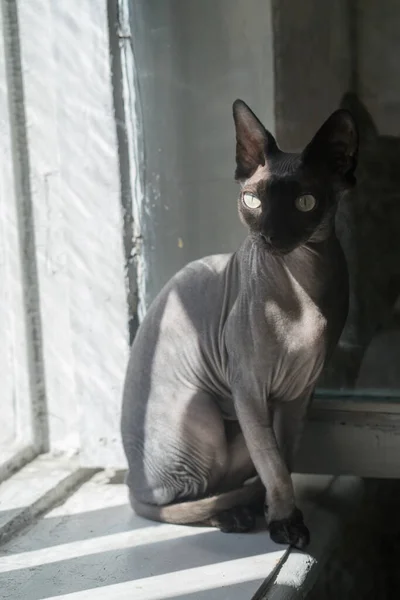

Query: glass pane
left=129, top=0, right=400, bottom=399
left=274, top=2, right=400, bottom=398
left=129, top=0, right=274, bottom=306
left=319, top=92, right=400, bottom=397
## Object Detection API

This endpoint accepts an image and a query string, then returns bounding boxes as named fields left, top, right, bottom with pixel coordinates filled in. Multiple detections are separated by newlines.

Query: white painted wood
left=14, top=0, right=78, bottom=456
left=0, top=472, right=359, bottom=600
left=14, top=0, right=129, bottom=465
left=0, top=445, right=37, bottom=484
left=260, top=475, right=364, bottom=600
left=297, top=399, right=400, bottom=477
left=0, top=472, right=288, bottom=600
left=0, top=5, right=17, bottom=449
left=117, top=0, right=147, bottom=323
left=0, top=1, right=36, bottom=454
left=0, top=455, right=94, bottom=545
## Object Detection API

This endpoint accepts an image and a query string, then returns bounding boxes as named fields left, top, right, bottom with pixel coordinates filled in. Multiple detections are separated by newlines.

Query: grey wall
left=274, top=0, right=351, bottom=150
left=129, top=0, right=275, bottom=306
left=274, top=0, right=400, bottom=146
left=357, top=0, right=400, bottom=135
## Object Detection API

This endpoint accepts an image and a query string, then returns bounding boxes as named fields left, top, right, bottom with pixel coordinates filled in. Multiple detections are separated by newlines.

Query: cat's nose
left=260, top=233, right=274, bottom=245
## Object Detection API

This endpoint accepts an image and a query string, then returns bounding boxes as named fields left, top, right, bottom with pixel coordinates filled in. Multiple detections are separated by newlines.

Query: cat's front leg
left=233, top=393, right=310, bottom=550
left=272, top=389, right=313, bottom=473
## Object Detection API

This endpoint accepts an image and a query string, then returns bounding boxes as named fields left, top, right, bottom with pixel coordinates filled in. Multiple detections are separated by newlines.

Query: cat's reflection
left=321, top=93, right=400, bottom=392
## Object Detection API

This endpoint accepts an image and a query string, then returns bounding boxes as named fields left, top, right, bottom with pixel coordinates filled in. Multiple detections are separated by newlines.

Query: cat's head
left=232, top=100, right=358, bottom=254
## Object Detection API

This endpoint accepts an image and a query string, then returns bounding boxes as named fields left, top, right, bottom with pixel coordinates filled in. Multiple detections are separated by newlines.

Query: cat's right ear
left=340, top=92, right=378, bottom=143
left=232, top=100, right=278, bottom=181
left=302, top=109, right=358, bottom=187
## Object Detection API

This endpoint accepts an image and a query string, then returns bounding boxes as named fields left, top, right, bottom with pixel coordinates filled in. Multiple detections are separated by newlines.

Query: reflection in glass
left=320, top=94, right=400, bottom=398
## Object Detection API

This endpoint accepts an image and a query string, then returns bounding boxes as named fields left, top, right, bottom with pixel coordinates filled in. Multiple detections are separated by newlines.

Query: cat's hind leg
left=125, top=390, right=261, bottom=532
left=202, top=419, right=262, bottom=532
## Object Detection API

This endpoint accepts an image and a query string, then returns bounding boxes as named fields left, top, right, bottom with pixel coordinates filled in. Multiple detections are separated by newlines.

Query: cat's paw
left=211, top=506, right=256, bottom=533
left=268, top=507, right=310, bottom=550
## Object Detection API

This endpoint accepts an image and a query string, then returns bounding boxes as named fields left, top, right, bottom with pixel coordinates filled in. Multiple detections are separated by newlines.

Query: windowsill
left=298, top=396, right=400, bottom=478
left=0, top=445, right=38, bottom=484
left=0, top=456, right=363, bottom=600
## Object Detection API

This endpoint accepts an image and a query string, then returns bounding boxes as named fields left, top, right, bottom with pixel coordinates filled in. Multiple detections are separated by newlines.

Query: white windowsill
left=0, top=456, right=363, bottom=600
left=298, top=397, right=400, bottom=478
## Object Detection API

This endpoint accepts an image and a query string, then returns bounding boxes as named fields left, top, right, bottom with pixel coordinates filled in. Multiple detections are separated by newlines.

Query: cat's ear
left=302, top=109, right=358, bottom=186
left=340, top=92, right=378, bottom=143
left=233, top=99, right=278, bottom=181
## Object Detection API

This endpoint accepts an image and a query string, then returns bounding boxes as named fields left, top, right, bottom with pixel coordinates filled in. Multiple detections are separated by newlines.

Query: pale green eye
left=243, top=193, right=261, bottom=209
left=295, top=194, right=317, bottom=212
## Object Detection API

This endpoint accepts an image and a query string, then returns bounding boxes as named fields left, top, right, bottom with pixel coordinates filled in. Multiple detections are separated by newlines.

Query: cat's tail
left=130, top=478, right=264, bottom=525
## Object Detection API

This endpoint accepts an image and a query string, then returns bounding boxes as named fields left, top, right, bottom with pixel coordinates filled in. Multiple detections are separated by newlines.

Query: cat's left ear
left=302, top=110, right=358, bottom=186
left=233, top=99, right=278, bottom=182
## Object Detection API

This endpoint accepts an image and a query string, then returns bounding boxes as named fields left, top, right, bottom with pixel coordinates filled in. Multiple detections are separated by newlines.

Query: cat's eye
left=295, top=194, right=317, bottom=212
left=243, top=193, right=261, bottom=209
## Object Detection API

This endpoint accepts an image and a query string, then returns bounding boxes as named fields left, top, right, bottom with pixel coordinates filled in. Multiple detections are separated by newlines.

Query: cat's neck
left=238, top=234, right=344, bottom=306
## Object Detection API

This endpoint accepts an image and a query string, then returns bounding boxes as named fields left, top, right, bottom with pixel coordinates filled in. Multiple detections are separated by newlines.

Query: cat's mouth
left=257, top=233, right=293, bottom=255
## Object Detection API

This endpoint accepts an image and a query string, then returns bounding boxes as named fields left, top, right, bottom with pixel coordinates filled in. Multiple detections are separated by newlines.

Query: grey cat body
left=122, top=100, right=358, bottom=548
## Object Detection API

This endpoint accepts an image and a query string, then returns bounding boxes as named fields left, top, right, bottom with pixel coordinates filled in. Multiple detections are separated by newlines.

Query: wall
left=0, top=0, right=129, bottom=467
left=0, top=1, right=33, bottom=452
left=273, top=0, right=351, bottom=150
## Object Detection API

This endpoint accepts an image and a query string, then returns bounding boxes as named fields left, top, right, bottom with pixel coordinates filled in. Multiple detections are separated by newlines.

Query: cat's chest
left=243, top=274, right=329, bottom=394
left=255, top=294, right=327, bottom=399
left=263, top=291, right=327, bottom=354
left=242, top=248, right=332, bottom=347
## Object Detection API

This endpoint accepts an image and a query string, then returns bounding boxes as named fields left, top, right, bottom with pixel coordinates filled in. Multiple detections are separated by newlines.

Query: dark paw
left=212, top=506, right=256, bottom=533
left=269, top=508, right=310, bottom=550
left=252, top=498, right=266, bottom=517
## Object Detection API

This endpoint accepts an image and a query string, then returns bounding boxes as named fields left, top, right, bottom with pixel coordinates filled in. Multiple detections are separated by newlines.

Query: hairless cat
left=121, top=100, right=358, bottom=549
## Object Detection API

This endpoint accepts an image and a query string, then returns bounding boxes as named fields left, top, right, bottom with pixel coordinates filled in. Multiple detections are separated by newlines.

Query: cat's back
left=138, top=252, right=237, bottom=335
left=124, top=251, right=239, bottom=397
